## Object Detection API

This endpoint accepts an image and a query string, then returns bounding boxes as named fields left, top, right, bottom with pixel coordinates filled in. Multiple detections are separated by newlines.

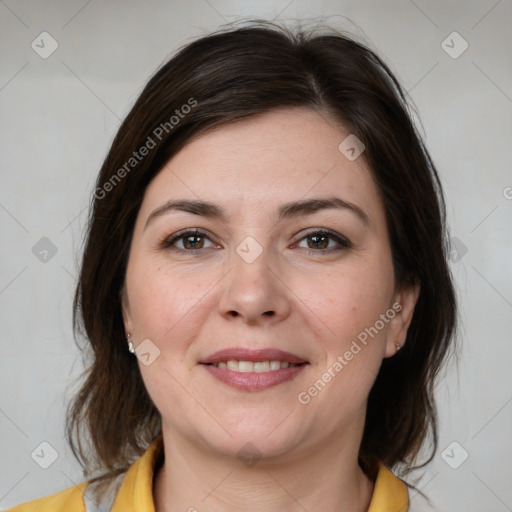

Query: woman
left=8, top=19, right=457, bottom=512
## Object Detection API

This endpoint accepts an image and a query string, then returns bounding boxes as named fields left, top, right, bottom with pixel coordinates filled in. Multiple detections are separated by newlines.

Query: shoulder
left=6, top=437, right=163, bottom=512
left=369, top=462, right=409, bottom=511
left=6, top=481, right=88, bottom=512
left=370, top=463, right=443, bottom=511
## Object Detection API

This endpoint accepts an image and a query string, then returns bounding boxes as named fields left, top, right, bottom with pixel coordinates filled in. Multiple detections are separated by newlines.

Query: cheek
left=127, top=261, right=217, bottom=340
left=288, top=268, right=394, bottom=435
left=299, top=257, right=394, bottom=347
left=129, top=264, right=217, bottom=418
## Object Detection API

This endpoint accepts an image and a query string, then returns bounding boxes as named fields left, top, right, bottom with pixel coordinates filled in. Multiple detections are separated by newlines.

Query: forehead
left=139, top=108, right=384, bottom=226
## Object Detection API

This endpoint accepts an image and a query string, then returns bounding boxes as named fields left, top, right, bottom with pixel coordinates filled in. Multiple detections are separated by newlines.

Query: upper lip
left=200, top=348, right=308, bottom=365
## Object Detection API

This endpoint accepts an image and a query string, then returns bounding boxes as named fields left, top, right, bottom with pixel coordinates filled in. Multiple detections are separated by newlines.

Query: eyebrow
left=144, top=196, right=370, bottom=231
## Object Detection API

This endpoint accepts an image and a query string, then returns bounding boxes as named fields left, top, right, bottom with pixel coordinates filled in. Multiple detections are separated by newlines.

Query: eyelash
left=298, top=229, right=352, bottom=255
left=160, top=228, right=352, bottom=255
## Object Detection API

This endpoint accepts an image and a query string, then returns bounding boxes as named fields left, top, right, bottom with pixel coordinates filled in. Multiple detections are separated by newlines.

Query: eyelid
left=160, top=228, right=220, bottom=250
left=293, top=228, right=352, bottom=251
left=160, top=227, right=352, bottom=253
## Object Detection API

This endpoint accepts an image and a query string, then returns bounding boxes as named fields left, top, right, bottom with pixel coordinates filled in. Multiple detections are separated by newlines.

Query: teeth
left=210, top=360, right=299, bottom=372
left=239, top=361, right=253, bottom=372
left=254, top=361, right=270, bottom=372
left=227, top=360, right=239, bottom=371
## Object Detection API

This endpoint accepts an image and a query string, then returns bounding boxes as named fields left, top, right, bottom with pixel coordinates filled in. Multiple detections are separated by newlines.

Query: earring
left=127, top=333, right=135, bottom=354
left=394, top=342, right=401, bottom=352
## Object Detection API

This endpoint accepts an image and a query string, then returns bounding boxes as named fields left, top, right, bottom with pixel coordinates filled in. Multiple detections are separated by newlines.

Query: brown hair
left=67, top=19, right=457, bottom=487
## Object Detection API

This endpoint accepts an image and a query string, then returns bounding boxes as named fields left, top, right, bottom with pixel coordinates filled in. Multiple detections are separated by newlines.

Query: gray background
left=1, top=0, right=511, bottom=510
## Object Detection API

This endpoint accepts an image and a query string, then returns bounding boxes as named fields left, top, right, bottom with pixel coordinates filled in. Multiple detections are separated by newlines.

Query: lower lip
left=201, top=364, right=307, bottom=391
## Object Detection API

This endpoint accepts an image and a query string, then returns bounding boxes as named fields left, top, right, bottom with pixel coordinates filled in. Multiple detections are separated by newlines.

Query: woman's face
left=122, top=107, right=417, bottom=462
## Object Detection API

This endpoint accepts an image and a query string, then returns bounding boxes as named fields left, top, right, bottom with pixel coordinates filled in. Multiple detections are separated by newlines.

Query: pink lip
left=202, top=364, right=307, bottom=392
left=199, top=348, right=307, bottom=365
left=199, top=348, right=309, bottom=392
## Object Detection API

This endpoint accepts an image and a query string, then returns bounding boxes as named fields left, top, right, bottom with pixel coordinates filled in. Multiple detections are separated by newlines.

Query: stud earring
left=127, top=333, right=135, bottom=354
left=394, top=342, right=401, bottom=352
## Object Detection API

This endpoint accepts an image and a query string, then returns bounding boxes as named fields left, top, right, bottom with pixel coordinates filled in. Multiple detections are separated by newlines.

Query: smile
left=207, top=360, right=300, bottom=372
left=199, top=347, right=309, bottom=391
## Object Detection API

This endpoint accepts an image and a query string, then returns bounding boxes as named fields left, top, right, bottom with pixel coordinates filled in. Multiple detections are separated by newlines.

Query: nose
left=218, top=244, right=291, bottom=326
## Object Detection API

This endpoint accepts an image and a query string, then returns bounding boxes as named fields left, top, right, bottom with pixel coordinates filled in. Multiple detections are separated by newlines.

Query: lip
left=202, top=364, right=307, bottom=391
left=199, top=348, right=307, bottom=365
left=199, top=348, right=309, bottom=392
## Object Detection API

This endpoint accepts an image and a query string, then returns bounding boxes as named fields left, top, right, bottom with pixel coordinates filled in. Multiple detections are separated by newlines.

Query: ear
left=120, top=283, right=133, bottom=337
left=384, top=282, right=420, bottom=358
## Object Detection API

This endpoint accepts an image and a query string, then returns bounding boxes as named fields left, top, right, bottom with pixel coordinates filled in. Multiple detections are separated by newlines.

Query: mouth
left=199, top=348, right=309, bottom=391
left=204, top=360, right=303, bottom=372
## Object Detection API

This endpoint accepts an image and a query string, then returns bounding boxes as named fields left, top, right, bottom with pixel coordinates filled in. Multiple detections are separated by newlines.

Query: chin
left=196, top=417, right=306, bottom=463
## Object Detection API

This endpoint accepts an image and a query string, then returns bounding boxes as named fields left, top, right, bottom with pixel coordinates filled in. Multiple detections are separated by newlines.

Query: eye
left=295, top=229, right=352, bottom=254
left=160, top=229, right=220, bottom=252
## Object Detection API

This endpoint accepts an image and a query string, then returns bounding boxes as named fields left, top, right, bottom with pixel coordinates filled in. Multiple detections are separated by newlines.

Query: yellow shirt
left=7, top=437, right=409, bottom=511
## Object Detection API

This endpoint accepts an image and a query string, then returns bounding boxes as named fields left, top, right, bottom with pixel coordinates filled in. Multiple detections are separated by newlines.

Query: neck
left=153, top=428, right=375, bottom=512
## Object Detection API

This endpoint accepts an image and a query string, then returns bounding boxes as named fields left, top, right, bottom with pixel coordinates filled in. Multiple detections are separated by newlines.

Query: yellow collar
left=111, top=437, right=408, bottom=511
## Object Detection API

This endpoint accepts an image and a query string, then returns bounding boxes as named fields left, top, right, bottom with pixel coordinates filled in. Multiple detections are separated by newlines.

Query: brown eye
left=182, top=234, right=205, bottom=249
left=296, top=229, right=351, bottom=254
left=161, top=229, right=218, bottom=252
left=307, top=234, right=330, bottom=250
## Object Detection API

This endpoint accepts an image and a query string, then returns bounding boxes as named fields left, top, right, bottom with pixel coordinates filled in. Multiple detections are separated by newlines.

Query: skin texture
left=121, top=107, right=419, bottom=511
